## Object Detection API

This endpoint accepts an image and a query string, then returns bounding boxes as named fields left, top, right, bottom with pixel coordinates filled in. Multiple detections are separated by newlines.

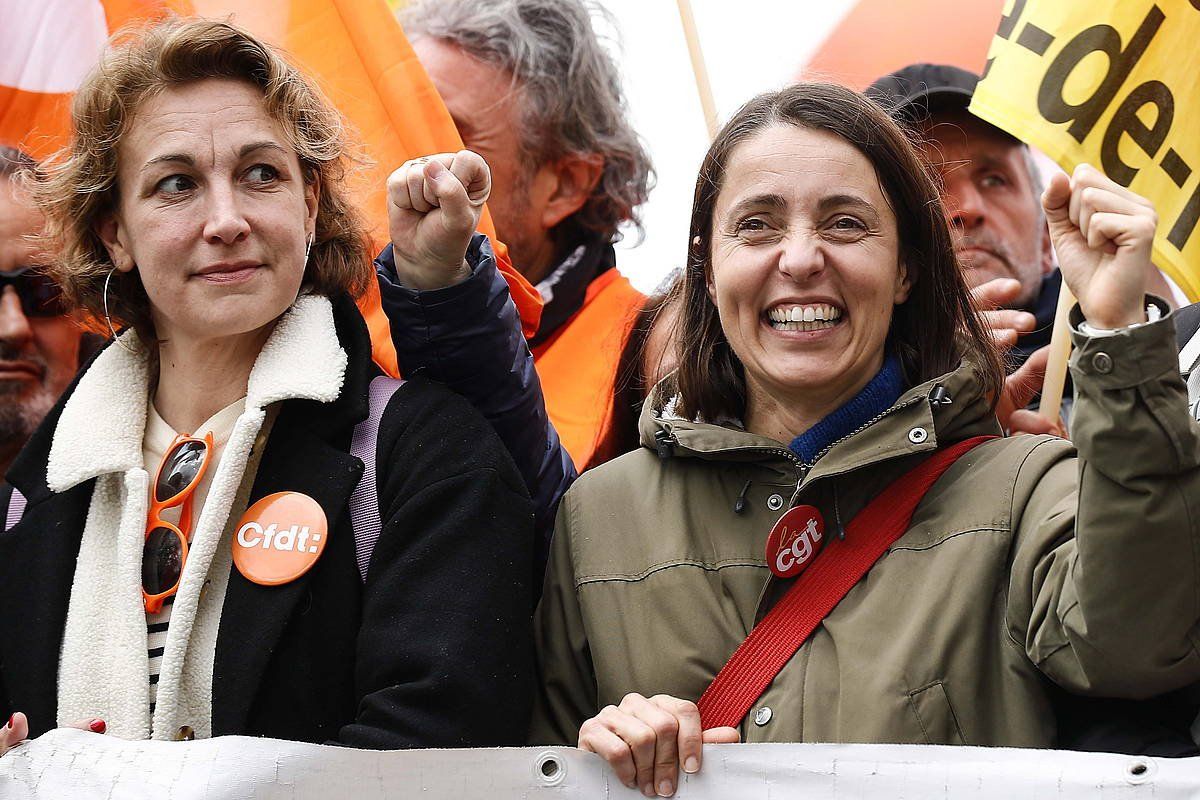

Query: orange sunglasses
left=142, top=432, right=213, bottom=614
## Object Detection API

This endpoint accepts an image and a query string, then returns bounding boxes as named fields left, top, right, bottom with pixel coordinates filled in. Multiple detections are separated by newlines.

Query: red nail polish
left=89, top=719, right=106, bottom=734
left=6, top=714, right=13, bottom=729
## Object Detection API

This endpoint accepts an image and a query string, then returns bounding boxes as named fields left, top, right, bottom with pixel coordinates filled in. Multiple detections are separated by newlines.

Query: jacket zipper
left=802, top=396, right=923, bottom=472
left=657, top=394, right=925, bottom=507
left=659, top=396, right=923, bottom=469
left=749, top=396, right=925, bottom=493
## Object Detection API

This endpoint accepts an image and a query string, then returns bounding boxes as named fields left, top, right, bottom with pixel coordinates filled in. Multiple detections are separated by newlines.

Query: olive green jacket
left=533, top=309, right=1200, bottom=747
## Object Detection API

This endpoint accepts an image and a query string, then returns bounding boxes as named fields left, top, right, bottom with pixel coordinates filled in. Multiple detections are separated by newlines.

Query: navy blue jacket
left=375, top=234, right=575, bottom=585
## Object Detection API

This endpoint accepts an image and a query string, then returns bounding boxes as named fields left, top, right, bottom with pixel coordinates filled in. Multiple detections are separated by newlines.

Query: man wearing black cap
left=867, top=64, right=1173, bottom=374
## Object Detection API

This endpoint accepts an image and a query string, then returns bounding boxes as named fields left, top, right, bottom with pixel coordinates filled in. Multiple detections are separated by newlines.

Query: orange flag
left=0, top=0, right=542, bottom=375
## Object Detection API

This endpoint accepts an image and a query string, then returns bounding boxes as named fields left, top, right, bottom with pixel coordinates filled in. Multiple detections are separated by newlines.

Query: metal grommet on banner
left=908, top=427, right=928, bottom=444
left=534, top=751, right=566, bottom=787
left=1125, top=758, right=1155, bottom=785
left=766, top=494, right=784, bottom=511
left=753, top=706, right=772, bottom=726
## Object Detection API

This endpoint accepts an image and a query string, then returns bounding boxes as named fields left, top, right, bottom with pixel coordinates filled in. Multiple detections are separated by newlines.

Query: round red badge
left=765, top=504, right=826, bottom=579
left=233, top=492, right=328, bottom=586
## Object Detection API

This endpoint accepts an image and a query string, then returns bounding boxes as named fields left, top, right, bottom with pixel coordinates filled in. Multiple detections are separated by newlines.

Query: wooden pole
left=1038, top=279, right=1076, bottom=426
left=676, top=0, right=719, bottom=140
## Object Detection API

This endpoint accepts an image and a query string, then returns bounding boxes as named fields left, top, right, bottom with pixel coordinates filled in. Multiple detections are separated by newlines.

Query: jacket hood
left=639, top=353, right=1001, bottom=478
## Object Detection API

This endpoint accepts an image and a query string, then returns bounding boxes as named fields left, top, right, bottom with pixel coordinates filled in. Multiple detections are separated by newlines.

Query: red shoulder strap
left=697, top=435, right=996, bottom=730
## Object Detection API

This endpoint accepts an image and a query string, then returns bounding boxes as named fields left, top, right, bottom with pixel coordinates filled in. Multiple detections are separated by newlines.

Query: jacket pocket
left=906, top=680, right=967, bottom=745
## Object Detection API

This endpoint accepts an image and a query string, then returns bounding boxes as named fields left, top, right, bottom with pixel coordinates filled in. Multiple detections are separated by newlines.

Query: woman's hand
left=578, top=693, right=739, bottom=797
left=1043, top=164, right=1155, bottom=329
left=387, top=150, right=491, bottom=291
left=0, top=713, right=106, bottom=756
left=0, top=712, right=29, bottom=755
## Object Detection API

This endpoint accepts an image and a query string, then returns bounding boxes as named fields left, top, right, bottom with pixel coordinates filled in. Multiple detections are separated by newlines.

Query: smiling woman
left=674, top=85, right=1001, bottom=434
left=705, top=125, right=916, bottom=440
left=533, top=82, right=1200, bottom=798
left=0, top=17, right=535, bottom=751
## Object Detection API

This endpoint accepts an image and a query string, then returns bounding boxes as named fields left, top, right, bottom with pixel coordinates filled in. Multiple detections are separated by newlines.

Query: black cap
left=865, top=63, right=980, bottom=127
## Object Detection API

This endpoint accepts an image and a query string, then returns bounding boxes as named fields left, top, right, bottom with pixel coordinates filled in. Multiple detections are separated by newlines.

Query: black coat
left=376, top=234, right=576, bottom=578
left=0, top=293, right=536, bottom=748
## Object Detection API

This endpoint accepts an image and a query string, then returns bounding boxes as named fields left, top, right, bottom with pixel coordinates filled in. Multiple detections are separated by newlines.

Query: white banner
left=2, top=729, right=1198, bottom=799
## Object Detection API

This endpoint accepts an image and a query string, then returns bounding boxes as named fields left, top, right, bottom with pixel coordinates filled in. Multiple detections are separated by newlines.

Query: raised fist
left=387, top=150, right=491, bottom=290
left=1043, top=163, right=1155, bottom=329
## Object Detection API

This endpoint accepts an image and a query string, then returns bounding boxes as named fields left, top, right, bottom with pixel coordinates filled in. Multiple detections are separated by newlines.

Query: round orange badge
left=233, top=492, right=329, bottom=586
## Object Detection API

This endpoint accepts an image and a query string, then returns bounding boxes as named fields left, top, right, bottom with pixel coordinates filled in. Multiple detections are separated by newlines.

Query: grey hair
left=401, top=0, right=654, bottom=243
left=1020, top=145, right=1045, bottom=225
left=0, top=146, right=37, bottom=180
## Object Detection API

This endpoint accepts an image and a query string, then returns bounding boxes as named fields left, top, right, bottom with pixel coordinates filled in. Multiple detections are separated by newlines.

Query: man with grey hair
left=868, top=64, right=1064, bottom=372
left=867, top=64, right=1173, bottom=373
left=0, top=146, right=81, bottom=477
left=383, top=0, right=655, bottom=469
left=401, top=0, right=651, bottom=288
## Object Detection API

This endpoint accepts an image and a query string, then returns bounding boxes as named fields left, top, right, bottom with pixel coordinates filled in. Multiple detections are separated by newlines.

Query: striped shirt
left=147, top=598, right=172, bottom=712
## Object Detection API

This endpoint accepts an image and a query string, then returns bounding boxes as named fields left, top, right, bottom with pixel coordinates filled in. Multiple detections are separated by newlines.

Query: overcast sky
left=598, top=2, right=856, bottom=291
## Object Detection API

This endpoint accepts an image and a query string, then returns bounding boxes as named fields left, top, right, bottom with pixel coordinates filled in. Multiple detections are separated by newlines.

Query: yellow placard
left=970, top=0, right=1200, bottom=299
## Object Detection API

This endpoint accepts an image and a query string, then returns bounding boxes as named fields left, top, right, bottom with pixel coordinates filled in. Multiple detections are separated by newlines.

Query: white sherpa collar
left=55, top=293, right=346, bottom=740
left=245, top=294, right=347, bottom=408
left=46, top=294, right=347, bottom=493
left=46, top=331, right=151, bottom=493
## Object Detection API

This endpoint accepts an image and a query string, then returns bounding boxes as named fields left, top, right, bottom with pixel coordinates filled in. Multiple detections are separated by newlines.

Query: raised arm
left=1008, top=165, right=1200, bottom=696
left=376, top=151, right=574, bottom=581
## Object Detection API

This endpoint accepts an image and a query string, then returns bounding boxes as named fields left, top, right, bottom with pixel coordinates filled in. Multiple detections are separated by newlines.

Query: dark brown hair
left=585, top=275, right=682, bottom=470
left=33, top=16, right=372, bottom=345
left=673, top=82, right=1002, bottom=422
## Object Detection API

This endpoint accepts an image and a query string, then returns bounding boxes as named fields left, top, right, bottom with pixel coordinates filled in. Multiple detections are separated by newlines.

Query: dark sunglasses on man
left=0, top=266, right=65, bottom=318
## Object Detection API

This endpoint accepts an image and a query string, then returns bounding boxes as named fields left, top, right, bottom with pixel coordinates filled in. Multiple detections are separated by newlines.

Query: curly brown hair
left=33, top=16, right=372, bottom=345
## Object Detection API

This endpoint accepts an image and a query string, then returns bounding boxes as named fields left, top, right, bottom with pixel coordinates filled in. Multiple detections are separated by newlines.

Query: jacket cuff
left=1069, top=296, right=1177, bottom=390
left=374, top=233, right=495, bottom=310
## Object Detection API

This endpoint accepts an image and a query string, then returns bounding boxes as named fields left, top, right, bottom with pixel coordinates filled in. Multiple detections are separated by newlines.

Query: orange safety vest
left=532, top=269, right=646, bottom=471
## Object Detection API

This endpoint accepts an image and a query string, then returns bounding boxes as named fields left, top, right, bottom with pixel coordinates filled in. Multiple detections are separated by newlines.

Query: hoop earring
left=103, top=267, right=137, bottom=353
left=304, top=233, right=314, bottom=265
